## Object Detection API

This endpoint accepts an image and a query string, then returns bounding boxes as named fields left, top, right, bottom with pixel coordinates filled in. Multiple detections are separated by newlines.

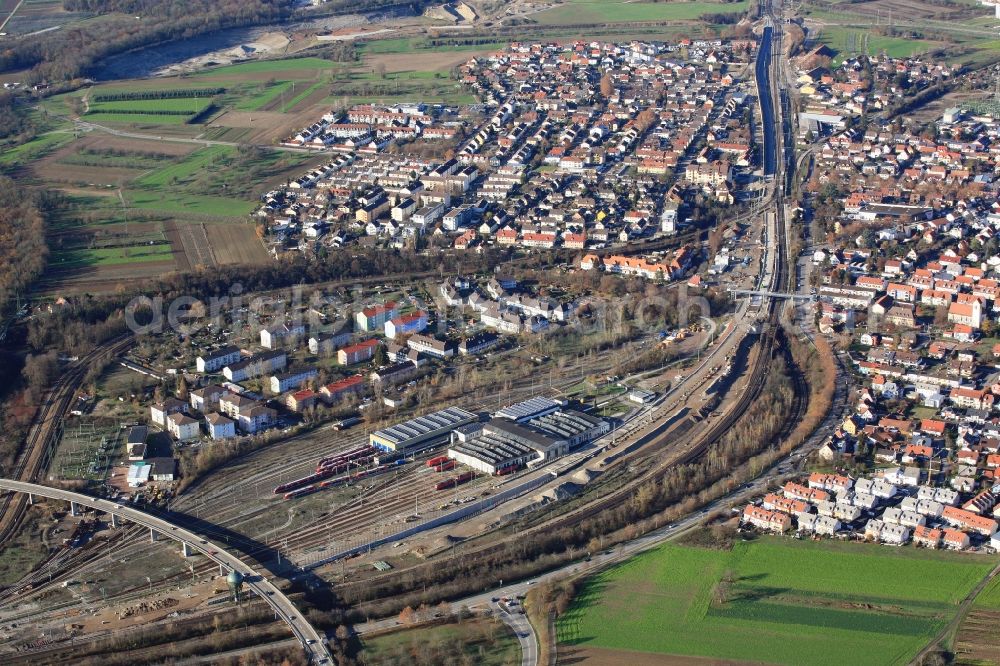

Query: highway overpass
left=0, top=479, right=332, bottom=665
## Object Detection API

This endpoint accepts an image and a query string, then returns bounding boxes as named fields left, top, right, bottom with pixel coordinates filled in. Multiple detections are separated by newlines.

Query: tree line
left=91, top=87, right=224, bottom=102
left=0, top=176, right=52, bottom=320
left=87, top=107, right=202, bottom=116
left=0, top=92, right=35, bottom=145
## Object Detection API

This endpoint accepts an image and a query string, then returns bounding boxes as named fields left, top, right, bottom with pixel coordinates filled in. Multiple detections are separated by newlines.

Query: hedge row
left=92, top=88, right=224, bottom=102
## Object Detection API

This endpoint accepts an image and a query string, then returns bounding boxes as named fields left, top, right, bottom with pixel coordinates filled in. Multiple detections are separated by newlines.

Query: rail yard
left=0, top=2, right=866, bottom=663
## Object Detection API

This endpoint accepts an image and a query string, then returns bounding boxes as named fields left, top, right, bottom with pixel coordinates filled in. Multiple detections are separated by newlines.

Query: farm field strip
left=87, top=98, right=212, bottom=114
left=56, top=151, right=174, bottom=169
left=169, top=220, right=215, bottom=269
left=81, top=112, right=195, bottom=125
left=973, top=572, right=1000, bottom=608
left=0, top=132, right=75, bottom=168
left=204, top=223, right=270, bottom=265
left=234, top=80, right=295, bottom=111
left=533, top=0, right=751, bottom=25
left=133, top=145, right=233, bottom=189
left=280, top=81, right=327, bottom=113
left=813, top=25, right=937, bottom=60
left=192, top=57, right=336, bottom=77
left=50, top=244, right=175, bottom=269
left=123, top=190, right=256, bottom=218
left=557, top=538, right=997, bottom=666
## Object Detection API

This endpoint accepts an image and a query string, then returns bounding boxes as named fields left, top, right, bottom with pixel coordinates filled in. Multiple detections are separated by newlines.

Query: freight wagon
left=435, top=471, right=476, bottom=490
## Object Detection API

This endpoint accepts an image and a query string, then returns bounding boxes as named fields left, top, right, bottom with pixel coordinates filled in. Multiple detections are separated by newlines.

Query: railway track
left=0, top=346, right=614, bottom=616
left=1, top=25, right=802, bottom=644
left=0, top=335, right=134, bottom=550
left=344, top=196, right=798, bottom=597
left=338, top=22, right=800, bottom=600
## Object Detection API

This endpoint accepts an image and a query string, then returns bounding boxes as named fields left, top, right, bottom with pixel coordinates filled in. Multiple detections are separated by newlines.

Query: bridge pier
left=182, top=542, right=192, bottom=557
left=69, top=501, right=78, bottom=517
left=27, top=493, right=33, bottom=506
left=110, top=513, right=119, bottom=528
left=150, top=528, right=159, bottom=542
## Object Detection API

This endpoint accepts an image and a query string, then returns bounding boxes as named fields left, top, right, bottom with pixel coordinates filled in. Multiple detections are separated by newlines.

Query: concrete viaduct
left=0, top=479, right=332, bottom=664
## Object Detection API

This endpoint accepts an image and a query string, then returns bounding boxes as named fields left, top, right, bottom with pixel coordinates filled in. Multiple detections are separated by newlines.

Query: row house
left=742, top=505, right=791, bottom=533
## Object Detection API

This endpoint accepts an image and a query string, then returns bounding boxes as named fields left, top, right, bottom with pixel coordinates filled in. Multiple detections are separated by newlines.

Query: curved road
left=0, top=479, right=332, bottom=665
left=495, top=599, right=538, bottom=666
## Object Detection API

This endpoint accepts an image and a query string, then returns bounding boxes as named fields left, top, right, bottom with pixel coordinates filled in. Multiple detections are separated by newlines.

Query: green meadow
left=557, top=538, right=996, bottom=666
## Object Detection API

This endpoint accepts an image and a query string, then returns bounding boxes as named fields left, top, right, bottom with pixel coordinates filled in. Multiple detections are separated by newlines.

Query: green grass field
left=280, top=81, right=326, bottom=112
left=557, top=538, right=997, bottom=666
left=123, top=190, right=255, bottom=217
left=133, top=144, right=314, bottom=200
left=134, top=145, right=233, bottom=189
left=51, top=244, right=174, bottom=268
left=193, top=57, right=335, bottom=78
left=815, top=26, right=936, bottom=63
left=233, top=80, right=295, bottom=111
left=534, top=0, right=751, bottom=25
left=0, top=132, right=75, bottom=167
left=81, top=112, right=196, bottom=125
left=325, top=69, right=475, bottom=105
left=87, top=98, right=211, bottom=114
left=973, top=574, right=1000, bottom=609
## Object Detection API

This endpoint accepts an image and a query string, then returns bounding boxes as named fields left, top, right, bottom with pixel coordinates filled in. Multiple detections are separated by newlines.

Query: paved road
left=495, top=599, right=538, bottom=666
left=0, top=479, right=333, bottom=665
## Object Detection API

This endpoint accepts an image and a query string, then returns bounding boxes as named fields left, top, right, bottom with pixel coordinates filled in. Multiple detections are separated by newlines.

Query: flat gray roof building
left=370, top=406, right=477, bottom=452
left=496, top=396, right=563, bottom=422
